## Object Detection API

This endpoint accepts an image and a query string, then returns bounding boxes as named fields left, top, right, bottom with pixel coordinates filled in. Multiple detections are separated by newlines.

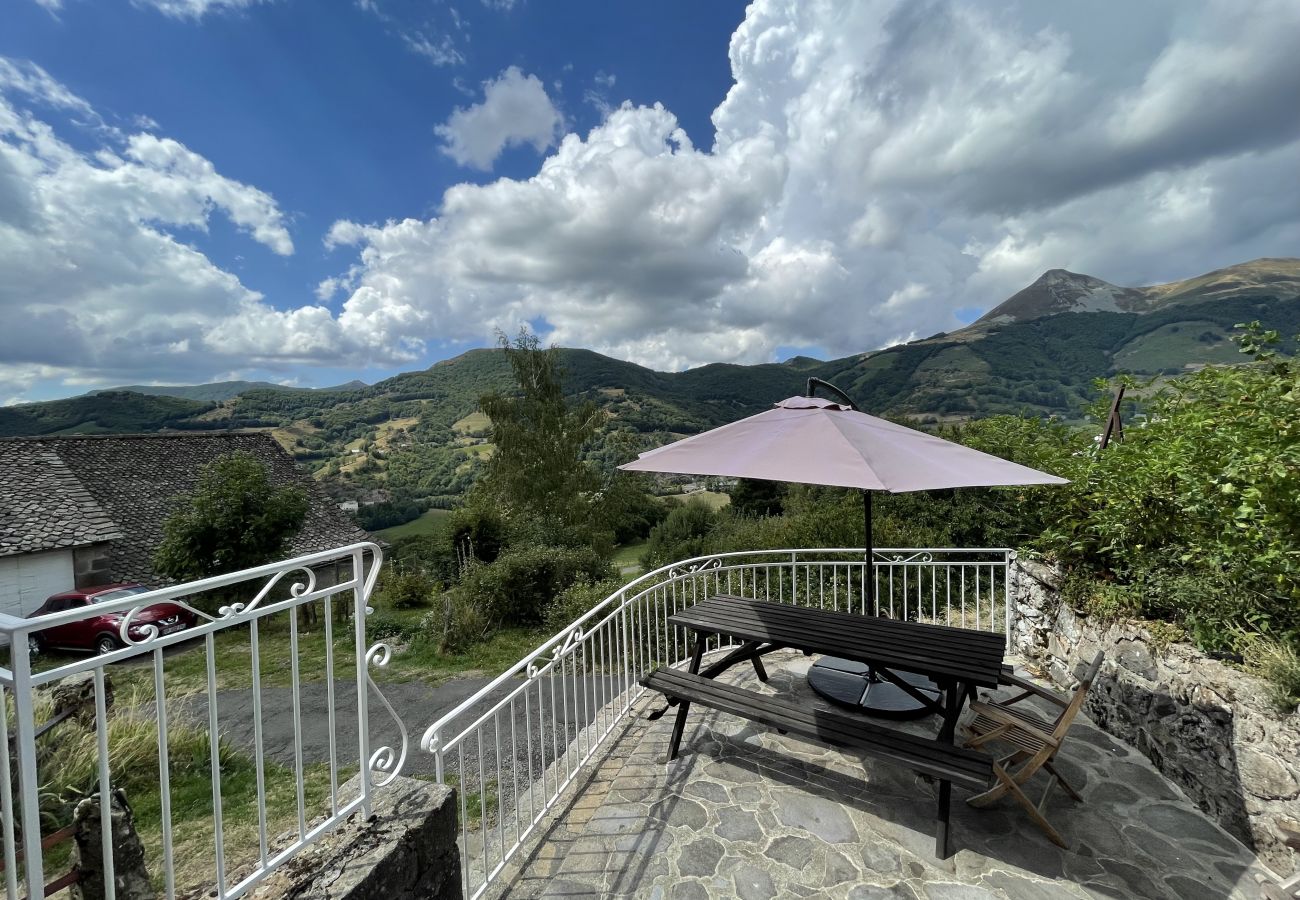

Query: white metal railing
left=421, top=547, right=1014, bottom=898
left=0, top=542, right=401, bottom=900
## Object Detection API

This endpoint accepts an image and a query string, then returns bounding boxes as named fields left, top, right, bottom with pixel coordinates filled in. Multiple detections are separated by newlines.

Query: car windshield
left=91, top=587, right=152, bottom=603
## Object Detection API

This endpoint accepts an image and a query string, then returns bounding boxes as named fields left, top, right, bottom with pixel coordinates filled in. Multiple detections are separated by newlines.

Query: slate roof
left=0, top=433, right=369, bottom=583
left=0, top=443, right=122, bottom=557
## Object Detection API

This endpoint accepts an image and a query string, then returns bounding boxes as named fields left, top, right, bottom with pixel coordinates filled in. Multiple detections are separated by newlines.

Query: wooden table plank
left=668, top=594, right=1004, bottom=687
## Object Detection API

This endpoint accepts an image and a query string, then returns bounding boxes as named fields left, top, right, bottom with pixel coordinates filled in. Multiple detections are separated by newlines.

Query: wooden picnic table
left=644, top=593, right=1006, bottom=857
left=668, top=593, right=1005, bottom=741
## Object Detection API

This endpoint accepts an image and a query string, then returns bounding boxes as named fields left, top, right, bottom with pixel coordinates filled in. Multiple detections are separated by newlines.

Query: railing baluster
left=289, top=609, right=307, bottom=839
left=93, top=667, right=115, bottom=900
left=206, top=632, right=227, bottom=897
left=249, top=617, right=270, bottom=867
left=324, top=595, right=339, bottom=817
left=0, top=686, right=19, bottom=900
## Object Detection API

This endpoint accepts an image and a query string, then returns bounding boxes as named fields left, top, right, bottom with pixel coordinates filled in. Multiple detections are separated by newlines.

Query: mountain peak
left=976, top=269, right=1145, bottom=324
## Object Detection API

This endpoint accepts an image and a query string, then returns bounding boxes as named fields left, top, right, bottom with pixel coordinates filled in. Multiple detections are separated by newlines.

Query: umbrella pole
left=862, top=489, right=875, bottom=612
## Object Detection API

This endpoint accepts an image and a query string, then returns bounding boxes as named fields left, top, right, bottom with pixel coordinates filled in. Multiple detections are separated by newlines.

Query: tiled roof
left=0, top=433, right=369, bottom=583
left=0, top=443, right=122, bottom=557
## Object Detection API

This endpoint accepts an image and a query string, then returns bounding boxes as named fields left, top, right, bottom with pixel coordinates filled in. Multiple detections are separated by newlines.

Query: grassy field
left=612, top=538, right=649, bottom=573
left=373, top=507, right=451, bottom=542
left=676, top=489, right=731, bottom=510
left=82, top=602, right=546, bottom=700
left=452, top=410, right=491, bottom=434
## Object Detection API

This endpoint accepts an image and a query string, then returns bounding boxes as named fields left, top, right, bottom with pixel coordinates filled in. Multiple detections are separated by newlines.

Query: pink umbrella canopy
left=619, top=396, right=1068, bottom=492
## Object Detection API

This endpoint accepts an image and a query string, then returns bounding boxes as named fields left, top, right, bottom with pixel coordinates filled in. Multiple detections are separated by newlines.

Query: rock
left=53, top=671, right=111, bottom=729
left=70, top=789, right=154, bottom=900
left=676, top=837, right=723, bottom=877
left=249, top=774, right=460, bottom=900
left=1008, top=558, right=1300, bottom=875
left=1239, top=747, right=1300, bottom=800
left=772, top=789, right=859, bottom=843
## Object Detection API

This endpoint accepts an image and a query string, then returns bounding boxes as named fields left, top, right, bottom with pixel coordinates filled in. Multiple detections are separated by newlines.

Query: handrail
left=419, top=546, right=1007, bottom=753
left=419, top=546, right=1014, bottom=899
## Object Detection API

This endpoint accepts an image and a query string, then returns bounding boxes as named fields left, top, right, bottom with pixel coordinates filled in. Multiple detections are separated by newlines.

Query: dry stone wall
left=248, top=774, right=461, bottom=900
left=1009, top=558, right=1300, bottom=875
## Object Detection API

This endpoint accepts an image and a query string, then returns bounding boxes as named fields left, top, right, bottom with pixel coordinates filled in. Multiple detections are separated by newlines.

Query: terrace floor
left=495, top=650, right=1273, bottom=899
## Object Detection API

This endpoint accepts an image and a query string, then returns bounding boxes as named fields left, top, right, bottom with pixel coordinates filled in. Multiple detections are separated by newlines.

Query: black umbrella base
left=807, top=657, right=941, bottom=719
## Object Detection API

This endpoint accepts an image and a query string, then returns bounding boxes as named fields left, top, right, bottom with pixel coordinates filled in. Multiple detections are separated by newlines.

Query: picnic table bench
left=639, top=593, right=1005, bottom=858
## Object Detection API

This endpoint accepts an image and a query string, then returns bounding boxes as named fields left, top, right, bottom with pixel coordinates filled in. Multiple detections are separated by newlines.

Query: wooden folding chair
left=961, top=652, right=1105, bottom=847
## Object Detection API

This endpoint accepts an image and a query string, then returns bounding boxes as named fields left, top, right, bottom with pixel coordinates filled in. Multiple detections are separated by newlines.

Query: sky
left=2, top=0, right=1299, bottom=403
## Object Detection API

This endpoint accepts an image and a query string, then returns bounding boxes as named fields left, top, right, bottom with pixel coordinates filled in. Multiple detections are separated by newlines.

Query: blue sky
left=3, top=0, right=1299, bottom=402
left=3, top=0, right=746, bottom=397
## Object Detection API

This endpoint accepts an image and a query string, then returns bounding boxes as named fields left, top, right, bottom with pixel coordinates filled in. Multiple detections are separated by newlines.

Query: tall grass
left=14, top=683, right=347, bottom=895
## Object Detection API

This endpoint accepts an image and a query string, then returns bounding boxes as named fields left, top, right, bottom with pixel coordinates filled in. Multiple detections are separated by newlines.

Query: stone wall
left=1009, top=558, right=1300, bottom=874
left=248, top=774, right=461, bottom=900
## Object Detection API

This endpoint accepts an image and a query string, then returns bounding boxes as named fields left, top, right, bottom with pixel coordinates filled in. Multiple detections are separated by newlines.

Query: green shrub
left=421, top=592, right=495, bottom=654
left=640, top=499, right=721, bottom=569
left=1244, top=636, right=1300, bottom=713
left=374, top=570, right=436, bottom=609
left=367, top=609, right=422, bottom=643
left=542, top=578, right=623, bottom=634
left=459, top=544, right=613, bottom=626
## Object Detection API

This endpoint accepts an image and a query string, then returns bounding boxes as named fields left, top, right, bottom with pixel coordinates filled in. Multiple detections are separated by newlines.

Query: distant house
left=337, top=500, right=360, bottom=513
left=0, top=433, right=368, bottom=617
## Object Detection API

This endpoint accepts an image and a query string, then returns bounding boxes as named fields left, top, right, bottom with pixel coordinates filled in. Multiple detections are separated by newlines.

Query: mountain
left=976, top=258, right=1300, bottom=325
left=93, top=379, right=372, bottom=403
left=813, top=257, right=1300, bottom=420
left=3, top=257, right=1297, bottom=504
left=975, top=270, right=1147, bottom=323
left=0, top=391, right=213, bottom=438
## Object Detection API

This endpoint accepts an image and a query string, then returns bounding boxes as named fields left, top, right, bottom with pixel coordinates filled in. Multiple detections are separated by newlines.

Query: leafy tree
left=154, top=451, right=309, bottom=581
left=640, top=499, right=722, bottom=570
left=471, top=330, right=607, bottom=545
left=729, top=478, right=785, bottom=518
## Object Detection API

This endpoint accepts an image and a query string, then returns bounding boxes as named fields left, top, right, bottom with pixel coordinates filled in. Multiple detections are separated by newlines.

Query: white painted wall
left=0, top=550, right=75, bottom=618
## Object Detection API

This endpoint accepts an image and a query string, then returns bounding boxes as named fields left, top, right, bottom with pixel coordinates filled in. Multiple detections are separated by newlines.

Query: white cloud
left=0, top=59, right=96, bottom=121
left=132, top=0, right=273, bottom=19
left=403, top=33, right=466, bottom=67
left=0, top=59, right=319, bottom=399
left=435, top=67, right=562, bottom=170
left=317, top=0, right=1300, bottom=371
left=9, top=0, right=1300, bottom=397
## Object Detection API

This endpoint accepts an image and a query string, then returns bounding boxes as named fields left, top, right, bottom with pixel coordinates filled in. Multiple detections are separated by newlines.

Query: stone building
left=0, top=432, right=368, bottom=617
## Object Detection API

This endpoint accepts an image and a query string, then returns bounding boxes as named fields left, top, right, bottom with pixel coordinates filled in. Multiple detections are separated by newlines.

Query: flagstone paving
left=494, top=651, right=1274, bottom=899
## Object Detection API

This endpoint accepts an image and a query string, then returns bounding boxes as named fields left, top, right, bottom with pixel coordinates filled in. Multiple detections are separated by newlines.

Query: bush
left=640, top=499, right=721, bottom=569
left=542, top=577, right=623, bottom=634
left=374, top=570, right=436, bottom=609
left=459, top=544, right=614, bottom=626
left=421, top=592, right=495, bottom=654
left=367, top=609, right=422, bottom=644
left=1245, top=637, right=1300, bottom=713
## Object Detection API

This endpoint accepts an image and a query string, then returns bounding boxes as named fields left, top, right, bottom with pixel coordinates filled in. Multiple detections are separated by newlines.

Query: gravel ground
left=182, top=671, right=636, bottom=795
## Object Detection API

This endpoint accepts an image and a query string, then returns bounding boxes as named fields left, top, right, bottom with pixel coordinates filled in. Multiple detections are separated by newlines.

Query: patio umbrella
left=620, top=380, right=1067, bottom=565
left=619, top=378, right=1067, bottom=714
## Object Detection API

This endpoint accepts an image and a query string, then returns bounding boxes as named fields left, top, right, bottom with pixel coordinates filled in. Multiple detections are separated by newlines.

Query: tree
left=472, top=330, right=607, bottom=544
left=729, top=478, right=785, bottom=518
left=154, top=451, right=309, bottom=581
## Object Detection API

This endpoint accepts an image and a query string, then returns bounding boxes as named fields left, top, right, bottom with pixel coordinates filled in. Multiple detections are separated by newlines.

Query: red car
left=27, top=583, right=197, bottom=656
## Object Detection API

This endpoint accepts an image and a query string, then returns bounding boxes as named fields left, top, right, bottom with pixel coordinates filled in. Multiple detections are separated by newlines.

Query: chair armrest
left=998, top=673, right=1069, bottom=708
left=968, top=700, right=1058, bottom=747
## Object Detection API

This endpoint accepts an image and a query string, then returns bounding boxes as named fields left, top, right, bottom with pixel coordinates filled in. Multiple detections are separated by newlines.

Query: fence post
left=1005, top=550, right=1017, bottom=651
left=5, top=618, right=47, bottom=898
left=353, top=547, right=373, bottom=818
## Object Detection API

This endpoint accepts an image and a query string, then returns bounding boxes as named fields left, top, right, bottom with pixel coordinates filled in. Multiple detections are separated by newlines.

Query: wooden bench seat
left=641, top=667, right=993, bottom=857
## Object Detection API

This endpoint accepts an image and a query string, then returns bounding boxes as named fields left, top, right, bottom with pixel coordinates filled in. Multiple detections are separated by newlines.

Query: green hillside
left=0, top=391, right=213, bottom=437
left=4, top=257, right=1298, bottom=512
